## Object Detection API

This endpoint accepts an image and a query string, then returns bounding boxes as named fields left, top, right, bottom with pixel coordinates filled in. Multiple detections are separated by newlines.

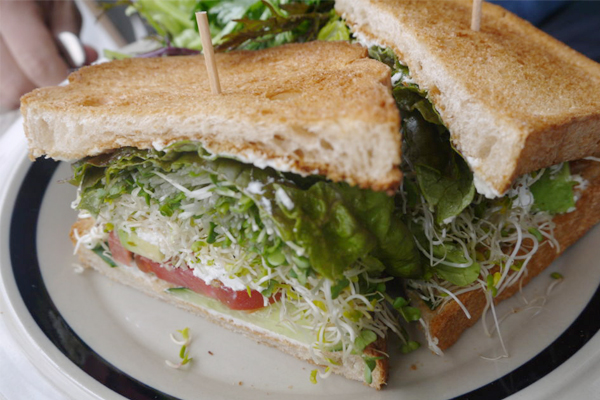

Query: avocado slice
left=117, top=229, right=165, bottom=262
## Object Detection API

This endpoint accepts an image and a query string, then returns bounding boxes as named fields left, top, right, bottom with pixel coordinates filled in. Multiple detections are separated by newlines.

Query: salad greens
left=72, top=142, right=423, bottom=281
left=316, top=15, right=350, bottom=41
left=123, top=0, right=202, bottom=49
left=211, top=1, right=335, bottom=51
left=404, top=112, right=475, bottom=225
left=120, top=0, right=338, bottom=51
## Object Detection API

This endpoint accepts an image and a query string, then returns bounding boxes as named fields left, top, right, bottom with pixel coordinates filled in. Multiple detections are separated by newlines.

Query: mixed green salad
left=80, top=0, right=582, bottom=376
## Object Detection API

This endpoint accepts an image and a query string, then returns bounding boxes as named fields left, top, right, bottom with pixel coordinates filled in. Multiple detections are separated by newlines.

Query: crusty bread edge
left=414, top=160, right=600, bottom=350
left=69, top=219, right=388, bottom=389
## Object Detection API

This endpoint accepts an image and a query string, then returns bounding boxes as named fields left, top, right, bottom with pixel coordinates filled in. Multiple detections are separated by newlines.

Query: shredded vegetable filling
left=73, top=162, right=401, bottom=366
left=405, top=168, right=559, bottom=309
left=363, top=42, right=584, bottom=354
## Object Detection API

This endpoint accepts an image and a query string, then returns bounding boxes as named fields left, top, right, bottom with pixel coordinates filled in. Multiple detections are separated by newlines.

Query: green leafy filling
left=71, top=142, right=423, bottom=281
left=92, top=245, right=117, bottom=268
left=369, top=46, right=475, bottom=225
left=362, top=355, right=384, bottom=385
left=530, top=163, right=577, bottom=214
left=368, top=46, right=479, bottom=286
left=404, top=112, right=475, bottom=225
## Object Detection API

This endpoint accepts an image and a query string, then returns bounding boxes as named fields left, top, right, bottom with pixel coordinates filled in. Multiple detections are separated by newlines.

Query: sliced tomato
left=134, top=254, right=219, bottom=298
left=214, top=285, right=271, bottom=311
left=108, top=231, right=133, bottom=266
left=133, top=254, right=274, bottom=310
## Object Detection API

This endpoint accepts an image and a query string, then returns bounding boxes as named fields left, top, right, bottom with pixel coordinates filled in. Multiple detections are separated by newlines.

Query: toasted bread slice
left=21, top=41, right=401, bottom=192
left=70, top=219, right=388, bottom=389
left=414, top=160, right=600, bottom=350
left=336, top=0, right=600, bottom=197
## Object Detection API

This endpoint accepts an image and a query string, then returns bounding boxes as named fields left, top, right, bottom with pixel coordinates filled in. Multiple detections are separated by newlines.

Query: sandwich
left=20, top=0, right=600, bottom=390
left=333, top=0, right=600, bottom=351
left=21, top=40, right=420, bottom=388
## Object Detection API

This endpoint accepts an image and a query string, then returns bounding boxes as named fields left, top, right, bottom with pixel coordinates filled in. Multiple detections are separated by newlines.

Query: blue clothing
left=490, top=1, right=569, bottom=25
left=490, top=1, right=600, bottom=61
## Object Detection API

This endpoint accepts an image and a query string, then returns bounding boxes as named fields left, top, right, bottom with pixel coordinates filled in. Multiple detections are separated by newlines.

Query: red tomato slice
left=214, top=285, right=270, bottom=311
left=134, top=254, right=219, bottom=299
left=133, top=254, right=273, bottom=310
left=108, top=231, right=133, bottom=266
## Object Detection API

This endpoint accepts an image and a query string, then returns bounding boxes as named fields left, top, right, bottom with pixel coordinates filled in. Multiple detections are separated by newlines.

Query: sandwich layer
left=70, top=219, right=388, bottom=388
left=336, top=0, right=600, bottom=197
left=21, top=41, right=401, bottom=192
left=415, top=160, right=600, bottom=350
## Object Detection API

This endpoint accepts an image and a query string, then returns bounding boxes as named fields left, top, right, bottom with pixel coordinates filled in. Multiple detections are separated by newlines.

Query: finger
left=49, top=0, right=82, bottom=35
left=83, top=45, right=98, bottom=65
left=52, top=2, right=99, bottom=66
left=0, top=1, right=69, bottom=87
left=0, top=36, right=36, bottom=110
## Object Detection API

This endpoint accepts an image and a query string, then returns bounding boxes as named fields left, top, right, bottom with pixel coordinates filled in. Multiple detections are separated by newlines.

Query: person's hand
left=0, top=0, right=98, bottom=110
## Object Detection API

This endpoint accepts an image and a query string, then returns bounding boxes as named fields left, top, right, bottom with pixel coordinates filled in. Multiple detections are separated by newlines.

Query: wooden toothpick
left=195, top=11, right=222, bottom=94
left=471, top=0, right=483, bottom=31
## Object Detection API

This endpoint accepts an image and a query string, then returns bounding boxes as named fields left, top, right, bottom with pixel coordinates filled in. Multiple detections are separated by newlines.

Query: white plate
left=1, top=118, right=599, bottom=400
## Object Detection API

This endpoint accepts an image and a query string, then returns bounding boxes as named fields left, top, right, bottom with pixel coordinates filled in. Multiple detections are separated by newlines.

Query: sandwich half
left=335, top=0, right=600, bottom=352
left=337, top=0, right=600, bottom=197
left=21, top=41, right=421, bottom=388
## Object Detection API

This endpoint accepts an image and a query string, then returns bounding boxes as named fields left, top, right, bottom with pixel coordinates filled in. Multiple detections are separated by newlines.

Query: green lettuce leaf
left=317, top=14, right=350, bottom=41
left=403, top=112, right=475, bottom=224
left=433, top=262, right=480, bottom=287
left=367, top=46, right=474, bottom=225
left=530, top=163, right=577, bottom=214
left=367, top=46, right=401, bottom=72
left=368, top=44, right=480, bottom=288
left=199, top=160, right=422, bottom=279
left=124, top=0, right=201, bottom=49
left=413, top=228, right=480, bottom=287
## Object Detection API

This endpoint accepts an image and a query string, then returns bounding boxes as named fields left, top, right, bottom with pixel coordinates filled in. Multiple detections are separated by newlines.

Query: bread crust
left=70, top=219, right=388, bottom=389
left=21, top=41, right=401, bottom=192
left=415, top=160, right=600, bottom=350
left=336, top=0, right=600, bottom=196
